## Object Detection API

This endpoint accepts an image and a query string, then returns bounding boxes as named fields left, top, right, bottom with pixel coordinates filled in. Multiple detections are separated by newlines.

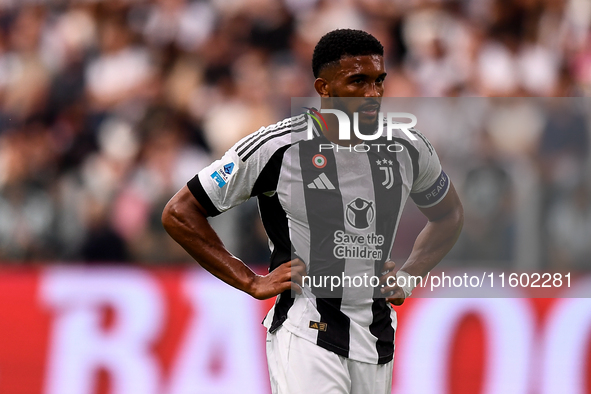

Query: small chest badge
left=313, top=154, right=327, bottom=169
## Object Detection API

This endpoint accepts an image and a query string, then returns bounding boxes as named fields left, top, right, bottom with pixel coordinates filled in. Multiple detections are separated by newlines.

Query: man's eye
left=353, top=79, right=363, bottom=84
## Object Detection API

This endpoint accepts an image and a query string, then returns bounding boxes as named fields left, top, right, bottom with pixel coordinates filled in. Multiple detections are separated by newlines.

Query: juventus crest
left=376, top=159, right=395, bottom=189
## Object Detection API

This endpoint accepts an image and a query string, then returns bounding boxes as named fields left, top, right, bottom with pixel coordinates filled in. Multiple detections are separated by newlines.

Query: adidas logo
left=307, top=173, right=335, bottom=190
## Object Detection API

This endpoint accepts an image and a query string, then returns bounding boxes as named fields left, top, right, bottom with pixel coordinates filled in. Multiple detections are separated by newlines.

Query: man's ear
left=314, top=78, right=330, bottom=97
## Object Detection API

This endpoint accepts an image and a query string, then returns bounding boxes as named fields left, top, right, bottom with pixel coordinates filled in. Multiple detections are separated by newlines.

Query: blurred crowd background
left=0, top=0, right=589, bottom=270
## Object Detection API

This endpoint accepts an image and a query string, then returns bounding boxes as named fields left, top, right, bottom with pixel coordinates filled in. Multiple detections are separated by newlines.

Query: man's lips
left=359, top=103, right=380, bottom=116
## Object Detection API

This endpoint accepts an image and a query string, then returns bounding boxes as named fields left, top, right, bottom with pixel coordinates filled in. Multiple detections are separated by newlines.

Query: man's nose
left=364, top=83, right=383, bottom=97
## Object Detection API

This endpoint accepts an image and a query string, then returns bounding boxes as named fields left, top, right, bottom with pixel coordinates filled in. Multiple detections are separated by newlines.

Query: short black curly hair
left=312, top=29, right=384, bottom=78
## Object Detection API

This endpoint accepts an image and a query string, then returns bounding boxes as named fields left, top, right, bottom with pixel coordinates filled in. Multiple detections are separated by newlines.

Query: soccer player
left=162, top=29, right=463, bottom=394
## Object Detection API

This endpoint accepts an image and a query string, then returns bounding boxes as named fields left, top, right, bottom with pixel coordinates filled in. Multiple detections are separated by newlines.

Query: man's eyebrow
left=346, top=72, right=388, bottom=79
left=346, top=73, right=368, bottom=79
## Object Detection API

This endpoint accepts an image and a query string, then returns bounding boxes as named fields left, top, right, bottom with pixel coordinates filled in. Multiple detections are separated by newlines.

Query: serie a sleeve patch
left=410, top=170, right=450, bottom=208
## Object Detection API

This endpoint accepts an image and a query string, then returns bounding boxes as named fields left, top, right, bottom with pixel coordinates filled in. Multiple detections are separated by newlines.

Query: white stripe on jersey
left=277, top=143, right=312, bottom=271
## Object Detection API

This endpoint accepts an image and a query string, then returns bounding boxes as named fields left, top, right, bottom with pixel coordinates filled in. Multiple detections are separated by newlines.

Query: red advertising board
left=0, top=267, right=589, bottom=394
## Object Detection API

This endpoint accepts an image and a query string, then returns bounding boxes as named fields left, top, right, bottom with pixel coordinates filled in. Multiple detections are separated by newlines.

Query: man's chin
left=357, top=118, right=381, bottom=136
left=358, top=112, right=379, bottom=123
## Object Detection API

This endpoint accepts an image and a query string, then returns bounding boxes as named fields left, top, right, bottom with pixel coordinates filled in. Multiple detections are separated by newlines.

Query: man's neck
left=319, top=111, right=363, bottom=147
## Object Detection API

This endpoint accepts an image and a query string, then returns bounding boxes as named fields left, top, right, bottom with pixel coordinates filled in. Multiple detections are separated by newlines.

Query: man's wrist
left=395, top=270, right=416, bottom=298
left=244, top=273, right=263, bottom=298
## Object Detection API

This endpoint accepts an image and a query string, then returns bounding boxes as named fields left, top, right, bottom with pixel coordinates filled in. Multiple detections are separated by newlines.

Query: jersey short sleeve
left=187, top=144, right=252, bottom=216
left=186, top=114, right=308, bottom=216
left=409, top=129, right=450, bottom=208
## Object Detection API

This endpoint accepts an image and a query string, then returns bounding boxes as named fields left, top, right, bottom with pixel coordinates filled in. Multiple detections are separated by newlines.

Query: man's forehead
left=335, top=54, right=385, bottom=76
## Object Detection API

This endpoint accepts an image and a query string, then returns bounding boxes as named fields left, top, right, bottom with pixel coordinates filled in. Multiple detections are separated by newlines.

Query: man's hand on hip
left=248, top=258, right=307, bottom=300
left=379, top=260, right=406, bottom=306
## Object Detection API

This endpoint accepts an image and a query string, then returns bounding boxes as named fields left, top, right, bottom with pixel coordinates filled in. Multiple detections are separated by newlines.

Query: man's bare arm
left=380, top=182, right=464, bottom=303
left=402, top=182, right=464, bottom=276
left=162, top=186, right=305, bottom=300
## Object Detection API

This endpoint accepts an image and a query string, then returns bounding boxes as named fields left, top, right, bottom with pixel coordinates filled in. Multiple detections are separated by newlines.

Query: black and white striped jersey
left=187, top=112, right=450, bottom=364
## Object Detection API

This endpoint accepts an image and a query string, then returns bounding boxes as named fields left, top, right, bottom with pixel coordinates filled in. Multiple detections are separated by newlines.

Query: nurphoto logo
left=304, top=107, right=419, bottom=142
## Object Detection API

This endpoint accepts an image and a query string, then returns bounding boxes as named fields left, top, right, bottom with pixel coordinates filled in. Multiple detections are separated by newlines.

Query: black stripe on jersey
left=187, top=175, right=222, bottom=217
left=315, top=298, right=351, bottom=357
left=251, top=145, right=289, bottom=197
left=300, top=139, right=351, bottom=358
left=370, top=300, right=395, bottom=363
left=251, top=145, right=293, bottom=271
left=260, top=193, right=293, bottom=271
left=266, top=187, right=296, bottom=333
left=249, top=144, right=297, bottom=333
left=269, top=291, right=294, bottom=333
left=237, top=117, right=307, bottom=160
left=367, top=148, right=403, bottom=364
left=263, top=191, right=296, bottom=333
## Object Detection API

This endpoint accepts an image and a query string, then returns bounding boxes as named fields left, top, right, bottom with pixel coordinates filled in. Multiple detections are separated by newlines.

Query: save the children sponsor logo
left=333, top=229, right=384, bottom=260
left=345, top=198, right=375, bottom=229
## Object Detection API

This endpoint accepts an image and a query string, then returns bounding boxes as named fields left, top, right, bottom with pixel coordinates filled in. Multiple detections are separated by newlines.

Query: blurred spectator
left=140, top=0, right=215, bottom=51
left=546, top=181, right=591, bottom=270
left=454, top=132, right=515, bottom=263
left=538, top=100, right=589, bottom=192
left=0, top=0, right=588, bottom=269
left=536, top=99, right=589, bottom=268
left=85, top=15, right=155, bottom=113
left=2, top=7, right=51, bottom=119
left=80, top=196, right=129, bottom=263
left=112, top=108, right=210, bottom=262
